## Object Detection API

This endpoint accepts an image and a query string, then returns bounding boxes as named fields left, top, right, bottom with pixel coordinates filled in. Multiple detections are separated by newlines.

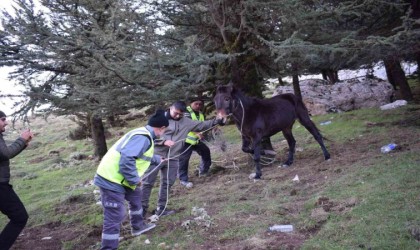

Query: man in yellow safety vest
left=178, top=98, right=212, bottom=188
left=94, top=110, right=169, bottom=250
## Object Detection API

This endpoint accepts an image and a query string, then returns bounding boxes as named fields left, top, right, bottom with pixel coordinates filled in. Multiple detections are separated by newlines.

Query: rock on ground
left=273, top=78, right=394, bottom=115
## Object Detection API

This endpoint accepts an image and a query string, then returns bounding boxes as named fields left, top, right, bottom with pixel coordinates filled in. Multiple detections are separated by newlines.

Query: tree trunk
left=384, top=61, right=398, bottom=90
left=417, top=52, right=420, bottom=81
left=324, top=69, right=339, bottom=84
left=91, top=114, right=108, bottom=159
left=384, top=59, right=413, bottom=101
left=107, top=115, right=116, bottom=127
left=292, top=74, right=302, bottom=99
left=410, top=1, right=420, bottom=80
left=278, top=77, right=285, bottom=86
left=321, top=69, right=339, bottom=84
left=334, top=70, right=339, bottom=82
left=292, top=64, right=302, bottom=99
left=321, top=70, right=327, bottom=80
left=230, top=56, right=264, bottom=98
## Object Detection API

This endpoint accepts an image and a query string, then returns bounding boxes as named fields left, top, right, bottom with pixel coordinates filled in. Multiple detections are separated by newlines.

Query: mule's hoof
left=280, top=164, right=290, bottom=168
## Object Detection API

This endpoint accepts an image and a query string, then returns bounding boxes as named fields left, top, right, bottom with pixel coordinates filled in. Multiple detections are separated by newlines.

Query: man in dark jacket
left=140, top=101, right=224, bottom=217
left=0, top=111, right=33, bottom=250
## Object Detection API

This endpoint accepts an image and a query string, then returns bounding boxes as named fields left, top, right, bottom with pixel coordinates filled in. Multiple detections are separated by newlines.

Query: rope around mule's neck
left=230, top=98, right=245, bottom=135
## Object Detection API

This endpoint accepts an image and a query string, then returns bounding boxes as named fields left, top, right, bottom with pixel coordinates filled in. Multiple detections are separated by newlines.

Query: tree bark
left=321, top=69, right=339, bottom=84
left=334, top=70, right=339, bottom=82
left=278, top=77, right=285, bottom=86
left=91, top=114, right=108, bottom=159
left=384, top=61, right=397, bottom=90
left=321, top=70, right=327, bottom=80
left=230, top=57, right=264, bottom=98
left=292, top=73, right=302, bottom=99
left=417, top=52, right=420, bottom=81
left=384, top=59, right=413, bottom=101
left=292, top=64, right=302, bottom=99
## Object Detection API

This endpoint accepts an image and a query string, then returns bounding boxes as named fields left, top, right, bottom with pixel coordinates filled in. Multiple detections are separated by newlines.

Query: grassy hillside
left=1, top=84, right=420, bottom=249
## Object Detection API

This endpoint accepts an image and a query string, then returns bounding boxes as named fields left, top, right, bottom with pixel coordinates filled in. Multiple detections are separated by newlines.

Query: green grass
left=1, top=96, right=419, bottom=249
left=302, top=153, right=420, bottom=249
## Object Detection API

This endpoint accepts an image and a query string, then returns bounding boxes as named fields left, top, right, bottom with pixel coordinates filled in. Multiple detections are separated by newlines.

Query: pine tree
left=0, top=0, right=166, bottom=158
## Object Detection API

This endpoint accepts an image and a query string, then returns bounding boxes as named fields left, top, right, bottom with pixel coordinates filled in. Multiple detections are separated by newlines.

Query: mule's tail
left=295, top=97, right=317, bottom=129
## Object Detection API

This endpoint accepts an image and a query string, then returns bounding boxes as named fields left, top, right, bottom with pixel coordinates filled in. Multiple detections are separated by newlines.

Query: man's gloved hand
left=215, top=117, right=226, bottom=126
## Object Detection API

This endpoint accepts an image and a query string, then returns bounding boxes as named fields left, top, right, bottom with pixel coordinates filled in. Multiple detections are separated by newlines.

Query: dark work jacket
left=0, top=133, right=27, bottom=183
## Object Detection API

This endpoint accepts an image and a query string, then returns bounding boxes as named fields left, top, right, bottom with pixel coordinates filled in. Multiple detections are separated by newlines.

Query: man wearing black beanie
left=0, top=111, right=33, bottom=250
left=94, top=110, right=168, bottom=250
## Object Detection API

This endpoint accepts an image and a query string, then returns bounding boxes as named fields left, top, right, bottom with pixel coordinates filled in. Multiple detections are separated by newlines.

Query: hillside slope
left=1, top=82, right=419, bottom=250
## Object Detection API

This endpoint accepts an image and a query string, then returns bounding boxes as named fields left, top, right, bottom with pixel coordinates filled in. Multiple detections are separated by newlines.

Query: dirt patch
left=12, top=222, right=100, bottom=250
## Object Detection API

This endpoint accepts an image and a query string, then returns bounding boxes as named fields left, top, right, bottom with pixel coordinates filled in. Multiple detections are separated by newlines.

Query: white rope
left=146, top=138, right=190, bottom=219
left=141, top=124, right=222, bottom=219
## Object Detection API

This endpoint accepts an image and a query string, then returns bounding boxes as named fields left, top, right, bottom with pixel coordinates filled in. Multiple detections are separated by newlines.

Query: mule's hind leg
left=299, top=119, right=330, bottom=160
left=282, top=128, right=296, bottom=167
left=296, top=98, right=330, bottom=160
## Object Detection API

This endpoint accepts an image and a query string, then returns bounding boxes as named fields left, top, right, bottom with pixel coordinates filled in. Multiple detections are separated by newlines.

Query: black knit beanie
left=0, top=111, right=6, bottom=118
left=148, top=109, right=169, bottom=127
left=189, top=96, right=203, bottom=104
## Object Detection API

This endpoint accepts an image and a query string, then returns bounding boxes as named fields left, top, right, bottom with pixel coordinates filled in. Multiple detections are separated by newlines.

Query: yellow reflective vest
left=185, top=106, right=204, bottom=145
left=97, top=127, right=154, bottom=190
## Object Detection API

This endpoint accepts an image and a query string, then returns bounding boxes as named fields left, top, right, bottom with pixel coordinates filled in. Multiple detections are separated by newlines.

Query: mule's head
left=214, top=84, right=235, bottom=121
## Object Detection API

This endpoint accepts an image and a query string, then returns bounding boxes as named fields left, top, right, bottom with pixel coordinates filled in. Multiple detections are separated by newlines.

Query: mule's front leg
left=241, top=136, right=254, bottom=154
left=252, top=143, right=262, bottom=179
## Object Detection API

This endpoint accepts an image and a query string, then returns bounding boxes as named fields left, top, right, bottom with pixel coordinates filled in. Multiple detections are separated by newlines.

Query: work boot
left=155, top=207, right=176, bottom=216
left=199, top=171, right=209, bottom=177
left=132, top=223, right=156, bottom=236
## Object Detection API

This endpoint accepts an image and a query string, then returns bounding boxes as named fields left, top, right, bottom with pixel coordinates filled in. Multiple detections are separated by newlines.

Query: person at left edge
left=0, top=110, right=33, bottom=250
left=94, top=110, right=170, bottom=250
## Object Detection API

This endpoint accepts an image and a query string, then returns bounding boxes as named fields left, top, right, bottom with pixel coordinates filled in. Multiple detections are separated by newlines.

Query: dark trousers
left=178, top=142, right=211, bottom=182
left=140, top=159, right=178, bottom=211
left=0, top=183, right=28, bottom=250
left=99, top=187, right=147, bottom=250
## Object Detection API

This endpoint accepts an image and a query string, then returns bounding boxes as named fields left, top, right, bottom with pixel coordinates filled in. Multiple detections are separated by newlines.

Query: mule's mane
left=230, top=87, right=256, bottom=107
